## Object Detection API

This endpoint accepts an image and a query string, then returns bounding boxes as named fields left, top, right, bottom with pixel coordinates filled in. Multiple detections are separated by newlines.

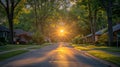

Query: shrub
left=96, top=33, right=108, bottom=46
left=105, top=41, right=120, bottom=47
left=0, top=37, right=7, bottom=46
left=72, top=35, right=83, bottom=44
left=96, top=33, right=120, bottom=47
left=32, top=32, right=45, bottom=44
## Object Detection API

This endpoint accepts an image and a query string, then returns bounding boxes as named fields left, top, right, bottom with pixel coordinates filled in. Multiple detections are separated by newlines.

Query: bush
left=96, top=33, right=108, bottom=46
left=96, top=33, right=120, bottom=47
left=72, top=35, right=83, bottom=44
left=0, top=37, right=7, bottom=46
left=0, top=42, right=4, bottom=46
left=32, top=32, right=45, bottom=44
left=105, top=41, right=120, bottom=47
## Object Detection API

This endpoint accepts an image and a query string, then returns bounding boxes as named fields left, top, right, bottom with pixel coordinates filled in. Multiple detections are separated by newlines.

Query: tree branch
left=0, top=0, right=6, bottom=8
left=11, top=0, right=14, bottom=9
left=5, top=0, right=9, bottom=14
left=14, top=0, right=21, bottom=8
left=99, top=0, right=107, bottom=10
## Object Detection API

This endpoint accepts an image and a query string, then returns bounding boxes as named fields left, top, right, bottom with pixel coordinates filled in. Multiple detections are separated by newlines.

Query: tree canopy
left=0, top=0, right=119, bottom=45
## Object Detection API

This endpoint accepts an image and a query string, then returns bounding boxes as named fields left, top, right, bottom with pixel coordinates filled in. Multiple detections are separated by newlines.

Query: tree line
left=0, top=0, right=119, bottom=45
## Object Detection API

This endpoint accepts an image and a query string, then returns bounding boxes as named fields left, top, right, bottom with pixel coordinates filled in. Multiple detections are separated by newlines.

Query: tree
left=0, top=4, right=6, bottom=24
left=0, top=0, right=21, bottom=44
left=88, top=0, right=102, bottom=44
left=69, top=0, right=91, bottom=35
left=99, top=0, right=114, bottom=46
left=69, top=0, right=109, bottom=44
left=29, top=0, right=58, bottom=33
left=27, top=0, right=72, bottom=42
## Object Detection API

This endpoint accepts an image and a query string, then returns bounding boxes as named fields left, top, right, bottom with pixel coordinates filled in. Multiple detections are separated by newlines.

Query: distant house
left=85, top=24, right=120, bottom=43
left=0, top=25, right=10, bottom=42
left=113, top=24, right=120, bottom=40
left=94, top=28, right=107, bottom=41
left=85, top=28, right=107, bottom=43
left=14, top=29, right=33, bottom=44
left=85, top=34, right=92, bottom=43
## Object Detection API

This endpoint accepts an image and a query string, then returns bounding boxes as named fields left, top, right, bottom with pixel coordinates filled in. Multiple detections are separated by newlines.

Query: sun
left=60, top=29, right=64, bottom=33
left=57, top=28, right=66, bottom=36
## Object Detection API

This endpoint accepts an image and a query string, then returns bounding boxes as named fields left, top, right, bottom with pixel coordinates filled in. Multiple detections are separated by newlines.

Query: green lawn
left=0, top=50, right=28, bottom=61
left=72, top=44, right=120, bottom=66
left=0, top=43, right=52, bottom=51
left=29, top=43, right=51, bottom=49
left=0, top=45, right=34, bottom=52
left=0, top=43, right=52, bottom=61
left=72, top=44, right=120, bottom=52
left=88, top=50, right=120, bottom=66
left=94, top=47, right=120, bottom=52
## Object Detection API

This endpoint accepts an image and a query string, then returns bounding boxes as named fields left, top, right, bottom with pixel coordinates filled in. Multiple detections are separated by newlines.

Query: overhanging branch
left=99, top=0, right=107, bottom=10
left=0, top=0, right=6, bottom=8
left=14, top=0, right=21, bottom=8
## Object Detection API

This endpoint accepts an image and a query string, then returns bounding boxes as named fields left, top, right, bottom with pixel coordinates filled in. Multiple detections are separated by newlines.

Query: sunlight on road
left=50, top=43, right=82, bottom=67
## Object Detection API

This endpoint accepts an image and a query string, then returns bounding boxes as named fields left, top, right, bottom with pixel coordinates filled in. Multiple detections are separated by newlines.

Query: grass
left=72, top=44, right=120, bottom=52
left=0, top=43, right=51, bottom=61
left=72, top=44, right=120, bottom=66
left=29, top=43, right=51, bottom=49
left=71, top=44, right=92, bottom=51
left=0, top=43, right=52, bottom=51
left=0, top=45, right=33, bottom=52
left=94, top=47, right=120, bottom=52
left=29, top=45, right=42, bottom=49
left=88, top=50, right=120, bottom=66
left=0, top=50, right=28, bottom=61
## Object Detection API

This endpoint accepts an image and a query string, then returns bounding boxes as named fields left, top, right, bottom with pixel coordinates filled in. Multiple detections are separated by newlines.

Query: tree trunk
left=100, top=0, right=113, bottom=46
left=106, top=0, right=113, bottom=46
left=0, top=0, right=21, bottom=44
left=88, top=0, right=95, bottom=44
left=5, top=0, right=14, bottom=44
left=92, top=10, right=97, bottom=43
left=8, top=16, right=14, bottom=44
left=34, top=0, right=38, bottom=28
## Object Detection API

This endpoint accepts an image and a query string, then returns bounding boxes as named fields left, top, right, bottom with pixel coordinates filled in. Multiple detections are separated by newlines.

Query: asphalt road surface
left=0, top=42, right=110, bottom=67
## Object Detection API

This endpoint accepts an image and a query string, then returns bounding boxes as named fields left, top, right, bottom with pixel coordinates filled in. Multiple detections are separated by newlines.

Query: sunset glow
left=60, top=29, right=64, bottom=33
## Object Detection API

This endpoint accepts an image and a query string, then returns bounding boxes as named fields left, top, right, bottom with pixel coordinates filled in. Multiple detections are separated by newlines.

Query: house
left=94, top=28, right=107, bottom=41
left=14, top=29, right=33, bottom=44
left=85, top=34, right=92, bottom=43
left=0, top=25, right=10, bottom=43
left=113, top=24, right=120, bottom=40
left=85, top=24, right=120, bottom=43
left=85, top=28, right=107, bottom=43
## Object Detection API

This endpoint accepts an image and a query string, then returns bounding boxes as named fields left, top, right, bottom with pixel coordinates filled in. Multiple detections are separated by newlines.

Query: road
left=0, top=42, right=110, bottom=67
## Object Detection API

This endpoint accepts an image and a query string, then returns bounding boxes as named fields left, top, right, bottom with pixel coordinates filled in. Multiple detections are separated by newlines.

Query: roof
left=86, top=34, right=92, bottom=37
left=0, top=25, right=9, bottom=32
left=113, top=24, right=120, bottom=32
left=85, top=24, right=120, bottom=37
left=86, top=28, right=107, bottom=37
left=14, top=29, right=26, bottom=36
left=95, top=28, right=107, bottom=35
left=26, top=32, right=33, bottom=36
left=14, top=29, right=33, bottom=37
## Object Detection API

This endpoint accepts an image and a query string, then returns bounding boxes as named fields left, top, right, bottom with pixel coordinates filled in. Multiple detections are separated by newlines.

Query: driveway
left=0, top=42, right=110, bottom=67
